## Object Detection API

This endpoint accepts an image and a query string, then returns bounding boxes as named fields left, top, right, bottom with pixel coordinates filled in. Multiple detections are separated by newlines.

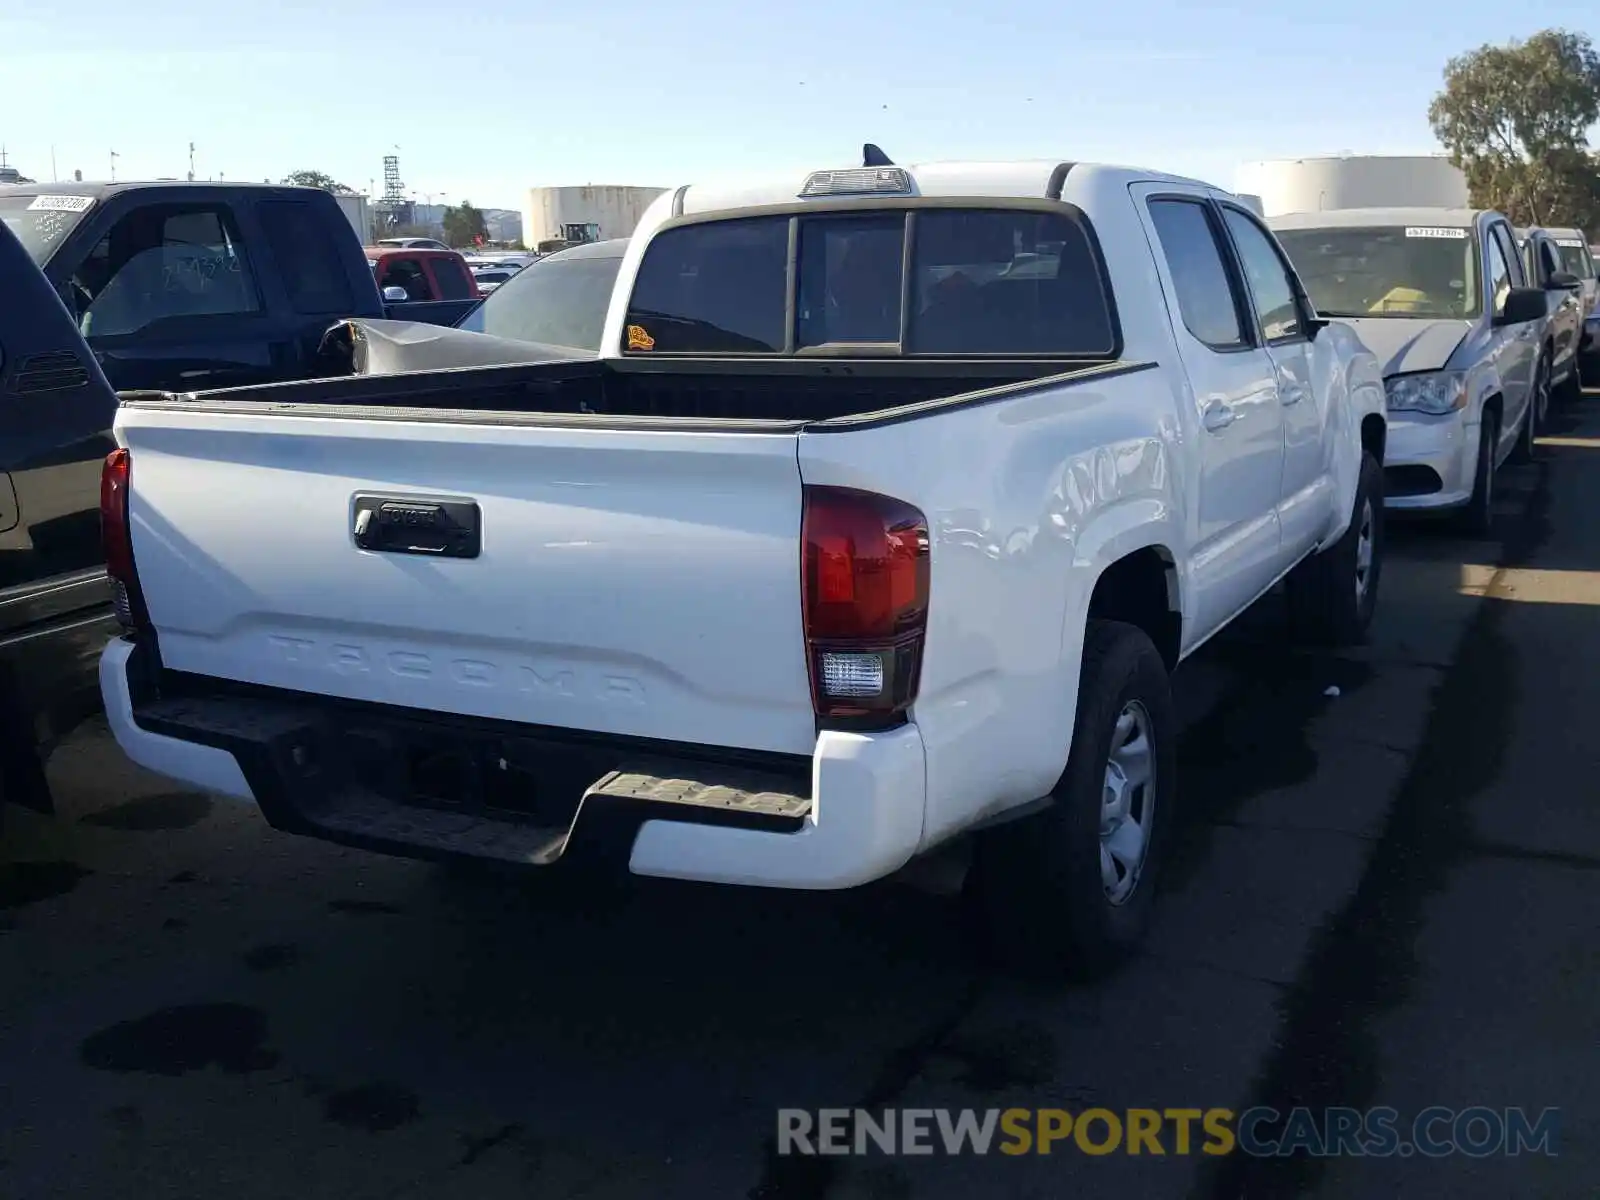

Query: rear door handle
left=1202, top=401, right=1237, bottom=432
left=1281, top=385, right=1308, bottom=406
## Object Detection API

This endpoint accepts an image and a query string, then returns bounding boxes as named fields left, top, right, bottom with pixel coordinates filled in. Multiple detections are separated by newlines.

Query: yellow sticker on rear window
left=626, top=324, right=655, bottom=351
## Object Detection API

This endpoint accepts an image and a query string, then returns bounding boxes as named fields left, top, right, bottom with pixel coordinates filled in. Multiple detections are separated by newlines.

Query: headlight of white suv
left=1385, top=371, right=1468, bottom=415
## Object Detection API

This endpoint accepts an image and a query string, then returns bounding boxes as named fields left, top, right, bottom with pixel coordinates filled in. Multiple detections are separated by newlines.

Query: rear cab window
left=622, top=207, right=1117, bottom=357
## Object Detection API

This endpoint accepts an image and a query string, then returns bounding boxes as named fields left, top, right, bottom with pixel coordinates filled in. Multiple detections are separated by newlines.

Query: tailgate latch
left=351, top=493, right=482, bottom=559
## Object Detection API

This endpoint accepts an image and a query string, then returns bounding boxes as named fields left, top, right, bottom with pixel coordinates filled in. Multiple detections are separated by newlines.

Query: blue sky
left=1, top=2, right=1590, bottom=210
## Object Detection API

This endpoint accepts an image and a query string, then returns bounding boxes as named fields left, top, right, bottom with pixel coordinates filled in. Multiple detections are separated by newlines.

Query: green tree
left=282, top=169, right=354, bottom=194
left=442, top=200, right=489, bottom=248
left=1429, top=29, right=1600, bottom=228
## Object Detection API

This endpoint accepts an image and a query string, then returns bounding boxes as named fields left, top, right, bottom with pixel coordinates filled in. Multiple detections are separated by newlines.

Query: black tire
left=966, top=620, right=1176, bottom=981
left=1458, top=412, right=1498, bottom=537
left=1510, top=359, right=1545, bottom=464
left=1286, top=451, right=1384, bottom=646
left=1555, top=359, right=1582, bottom=407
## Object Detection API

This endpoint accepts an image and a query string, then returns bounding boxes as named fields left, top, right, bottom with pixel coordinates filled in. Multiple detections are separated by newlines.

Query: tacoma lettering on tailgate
left=264, top=636, right=646, bottom=704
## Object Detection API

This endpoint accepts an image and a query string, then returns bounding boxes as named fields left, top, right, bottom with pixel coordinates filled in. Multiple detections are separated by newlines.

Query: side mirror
left=1548, top=271, right=1583, bottom=291
left=1496, top=286, right=1547, bottom=326
left=382, top=286, right=409, bottom=303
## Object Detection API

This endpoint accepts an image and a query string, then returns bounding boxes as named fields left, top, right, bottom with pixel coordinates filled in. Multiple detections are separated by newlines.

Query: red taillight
left=100, top=449, right=150, bottom=634
left=802, top=486, right=930, bottom=723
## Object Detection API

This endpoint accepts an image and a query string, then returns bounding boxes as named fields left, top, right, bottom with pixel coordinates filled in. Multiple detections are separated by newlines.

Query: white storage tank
left=521, top=185, right=668, bottom=251
left=332, top=193, right=373, bottom=245
left=1236, top=156, right=1468, bottom=217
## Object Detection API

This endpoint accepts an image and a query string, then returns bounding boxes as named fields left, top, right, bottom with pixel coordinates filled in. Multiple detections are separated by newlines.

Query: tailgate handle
left=352, top=494, right=481, bottom=559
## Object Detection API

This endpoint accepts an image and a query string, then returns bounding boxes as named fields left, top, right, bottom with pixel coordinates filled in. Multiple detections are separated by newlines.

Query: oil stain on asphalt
left=1167, top=641, right=1374, bottom=891
left=1200, top=462, right=1549, bottom=1199
left=0, top=861, right=91, bottom=910
left=80, top=792, right=213, bottom=831
left=323, top=1082, right=420, bottom=1132
left=80, top=1003, right=279, bottom=1076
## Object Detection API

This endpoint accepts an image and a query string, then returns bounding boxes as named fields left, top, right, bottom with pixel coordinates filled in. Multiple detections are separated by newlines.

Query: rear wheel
left=1459, top=413, right=1498, bottom=537
left=1286, top=451, right=1384, bottom=645
left=967, top=620, right=1176, bottom=981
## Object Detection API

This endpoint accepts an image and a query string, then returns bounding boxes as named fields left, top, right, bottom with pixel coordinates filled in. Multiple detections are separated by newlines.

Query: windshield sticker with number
left=1555, top=238, right=1587, bottom=248
left=27, top=194, right=95, bottom=213
left=1403, top=227, right=1469, bottom=239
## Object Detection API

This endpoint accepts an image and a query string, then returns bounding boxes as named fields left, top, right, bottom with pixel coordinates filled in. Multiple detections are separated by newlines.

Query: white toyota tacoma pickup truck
left=99, top=155, right=1387, bottom=976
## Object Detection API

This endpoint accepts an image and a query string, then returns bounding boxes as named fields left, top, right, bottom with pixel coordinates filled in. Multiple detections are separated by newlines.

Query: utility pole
left=109, top=149, right=120, bottom=182
left=188, top=141, right=196, bottom=182
left=51, top=145, right=57, bottom=182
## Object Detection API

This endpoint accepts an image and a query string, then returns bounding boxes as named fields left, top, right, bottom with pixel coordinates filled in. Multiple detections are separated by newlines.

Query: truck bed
left=142, top=356, right=1128, bottom=427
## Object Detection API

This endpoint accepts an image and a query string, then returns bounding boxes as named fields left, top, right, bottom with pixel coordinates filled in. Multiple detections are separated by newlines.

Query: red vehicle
left=364, top=246, right=482, bottom=302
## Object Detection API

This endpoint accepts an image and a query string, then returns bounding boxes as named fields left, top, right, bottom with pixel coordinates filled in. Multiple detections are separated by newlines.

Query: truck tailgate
left=118, top=406, right=817, bottom=756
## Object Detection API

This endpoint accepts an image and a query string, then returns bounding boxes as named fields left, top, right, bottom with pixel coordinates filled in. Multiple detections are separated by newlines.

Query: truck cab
left=0, top=183, right=478, bottom=395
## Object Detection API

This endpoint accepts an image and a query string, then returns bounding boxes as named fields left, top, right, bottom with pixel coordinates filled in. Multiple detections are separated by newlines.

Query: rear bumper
left=1382, top=410, right=1478, bottom=511
left=99, top=638, right=927, bottom=890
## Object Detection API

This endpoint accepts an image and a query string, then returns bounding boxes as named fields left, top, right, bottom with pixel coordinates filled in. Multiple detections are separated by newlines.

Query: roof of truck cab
left=1543, top=226, right=1590, bottom=242
left=0, top=180, right=324, bottom=200
left=673, top=160, right=1219, bottom=215
left=1269, top=207, right=1486, bottom=230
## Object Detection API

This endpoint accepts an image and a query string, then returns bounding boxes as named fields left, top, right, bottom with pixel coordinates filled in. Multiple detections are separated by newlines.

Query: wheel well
left=1360, top=413, right=1385, bottom=465
left=1087, top=547, right=1181, bottom=670
left=1483, top=392, right=1502, bottom=431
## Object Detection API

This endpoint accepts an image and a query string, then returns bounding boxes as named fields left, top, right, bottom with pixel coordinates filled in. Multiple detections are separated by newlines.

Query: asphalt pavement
left=2, top=407, right=1595, bottom=1199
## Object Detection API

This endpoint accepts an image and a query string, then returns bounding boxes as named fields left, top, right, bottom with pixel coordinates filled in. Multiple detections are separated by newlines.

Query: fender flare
left=1059, top=497, right=1183, bottom=664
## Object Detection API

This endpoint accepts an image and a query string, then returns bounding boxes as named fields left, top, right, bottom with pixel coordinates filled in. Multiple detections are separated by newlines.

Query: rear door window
left=256, top=199, right=356, bottom=314
left=77, top=205, right=262, bottom=338
left=624, top=207, right=1116, bottom=356
left=430, top=256, right=478, bottom=300
left=1146, top=199, right=1249, bottom=350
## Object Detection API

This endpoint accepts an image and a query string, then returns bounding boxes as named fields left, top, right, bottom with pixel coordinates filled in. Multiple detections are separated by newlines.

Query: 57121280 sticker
left=1403, top=226, right=1468, bottom=240
left=27, top=194, right=96, bottom=213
